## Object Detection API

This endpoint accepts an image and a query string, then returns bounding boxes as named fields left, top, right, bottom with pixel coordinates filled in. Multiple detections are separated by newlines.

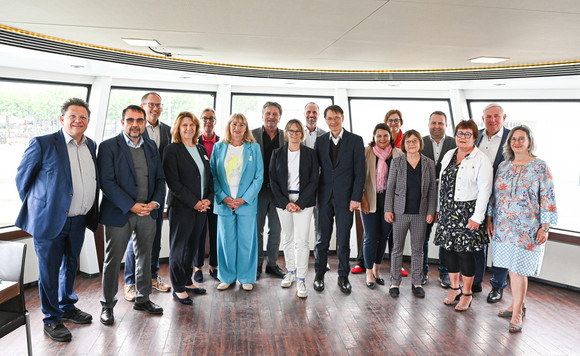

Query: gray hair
left=262, top=101, right=282, bottom=116
left=482, top=103, right=504, bottom=116
left=503, top=125, right=536, bottom=161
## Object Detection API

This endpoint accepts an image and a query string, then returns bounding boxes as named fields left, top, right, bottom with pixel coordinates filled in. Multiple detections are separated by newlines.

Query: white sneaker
left=296, top=280, right=308, bottom=298
left=242, top=283, right=253, bottom=291
left=281, top=272, right=296, bottom=288
left=217, top=283, right=231, bottom=290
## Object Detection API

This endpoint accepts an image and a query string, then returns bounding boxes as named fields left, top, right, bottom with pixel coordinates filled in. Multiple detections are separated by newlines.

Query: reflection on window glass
left=468, top=101, right=579, bottom=233
left=104, top=88, right=215, bottom=140
left=349, top=98, right=453, bottom=145
left=231, top=94, right=333, bottom=135
left=0, top=80, right=88, bottom=226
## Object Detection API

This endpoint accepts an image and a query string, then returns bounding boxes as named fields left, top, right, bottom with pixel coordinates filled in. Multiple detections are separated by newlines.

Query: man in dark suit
left=15, top=98, right=98, bottom=342
left=313, top=105, right=365, bottom=294
left=251, top=101, right=286, bottom=279
left=421, top=111, right=456, bottom=288
left=475, top=103, right=510, bottom=303
left=98, top=105, right=166, bottom=325
left=123, top=92, right=171, bottom=302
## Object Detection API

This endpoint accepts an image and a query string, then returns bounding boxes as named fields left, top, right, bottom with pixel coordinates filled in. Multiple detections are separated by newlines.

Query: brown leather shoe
left=124, top=284, right=136, bottom=302
left=152, top=276, right=171, bottom=292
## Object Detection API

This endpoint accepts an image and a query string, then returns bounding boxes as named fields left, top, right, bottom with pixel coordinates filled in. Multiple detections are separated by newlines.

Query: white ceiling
left=3, top=0, right=580, bottom=71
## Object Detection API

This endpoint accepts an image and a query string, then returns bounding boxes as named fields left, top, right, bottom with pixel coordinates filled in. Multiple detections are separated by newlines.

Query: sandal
left=444, top=287, right=462, bottom=305
left=509, top=323, right=523, bottom=333
left=498, top=302, right=527, bottom=318
left=455, top=293, right=472, bottom=312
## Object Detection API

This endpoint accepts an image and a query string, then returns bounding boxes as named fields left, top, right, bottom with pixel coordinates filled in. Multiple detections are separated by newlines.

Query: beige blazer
left=362, top=145, right=403, bottom=213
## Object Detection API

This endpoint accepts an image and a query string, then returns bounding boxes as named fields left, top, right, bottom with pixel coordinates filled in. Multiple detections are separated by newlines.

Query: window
left=348, top=98, right=453, bottom=144
left=104, top=88, right=215, bottom=140
left=0, top=79, right=89, bottom=226
left=468, top=100, right=578, bottom=233
left=230, top=94, right=333, bottom=133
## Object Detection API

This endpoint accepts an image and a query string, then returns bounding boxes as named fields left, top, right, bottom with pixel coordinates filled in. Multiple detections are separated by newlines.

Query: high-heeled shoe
left=172, top=291, right=193, bottom=305
left=444, top=287, right=462, bottom=305
left=455, top=293, right=472, bottom=312
left=509, top=323, right=523, bottom=333
left=498, top=303, right=527, bottom=318
left=373, top=275, right=385, bottom=285
left=366, top=281, right=376, bottom=289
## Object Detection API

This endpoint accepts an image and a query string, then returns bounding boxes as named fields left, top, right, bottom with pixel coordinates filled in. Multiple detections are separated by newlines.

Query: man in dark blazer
left=98, top=105, right=166, bottom=325
left=313, top=105, right=365, bottom=294
left=251, top=102, right=286, bottom=279
left=475, top=103, right=510, bottom=303
left=123, top=92, right=171, bottom=301
left=15, top=98, right=98, bottom=342
left=421, top=111, right=456, bottom=288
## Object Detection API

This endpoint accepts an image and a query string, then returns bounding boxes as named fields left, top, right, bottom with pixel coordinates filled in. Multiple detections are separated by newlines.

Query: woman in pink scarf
left=360, top=123, right=403, bottom=288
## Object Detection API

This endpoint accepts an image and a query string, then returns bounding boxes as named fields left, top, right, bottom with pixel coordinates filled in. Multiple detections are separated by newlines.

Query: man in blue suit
left=313, top=105, right=365, bottom=294
left=474, top=103, right=510, bottom=303
left=98, top=105, right=166, bottom=325
left=15, top=98, right=98, bottom=342
left=123, top=92, right=171, bottom=302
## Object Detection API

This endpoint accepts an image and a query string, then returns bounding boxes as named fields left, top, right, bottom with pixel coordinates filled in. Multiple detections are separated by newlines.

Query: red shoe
left=401, top=268, right=408, bottom=277
left=351, top=266, right=365, bottom=274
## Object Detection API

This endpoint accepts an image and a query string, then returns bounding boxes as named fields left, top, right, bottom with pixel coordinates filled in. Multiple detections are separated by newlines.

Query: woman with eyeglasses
left=487, top=125, right=557, bottom=333
left=433, top=119, right=493, bottom=311
left=384, top=130, right=436, bottom=298
left=269, top=119, right=318, bottom=298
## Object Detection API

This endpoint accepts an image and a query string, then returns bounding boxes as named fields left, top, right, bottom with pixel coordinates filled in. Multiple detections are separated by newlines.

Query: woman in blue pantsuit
left=210, top=113, right=263, bottom=291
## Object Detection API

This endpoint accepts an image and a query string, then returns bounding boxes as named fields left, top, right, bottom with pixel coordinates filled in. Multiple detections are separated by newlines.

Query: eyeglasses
left=125, top=118, right=146, bottom=124
left=145, top=103, right=163, bottom=108
left=201, top=117, right=215, bottom=121
left=387, top=118, right=401, bottom=124
left=510, top=137, right=527, bottom=143
left=405, top=139, right=419, bottom=145
left=456, top=131, right=473, bottom=139
left=287, top=130, right=302, bottom=135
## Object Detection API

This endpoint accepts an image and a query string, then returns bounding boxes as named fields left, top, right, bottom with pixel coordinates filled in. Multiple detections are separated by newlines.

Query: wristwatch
left=541, top=226, right=550, bottom=233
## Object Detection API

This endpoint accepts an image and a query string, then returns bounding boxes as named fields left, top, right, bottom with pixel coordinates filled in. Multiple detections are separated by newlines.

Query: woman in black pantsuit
left=163, top=111, right=214, bottom=305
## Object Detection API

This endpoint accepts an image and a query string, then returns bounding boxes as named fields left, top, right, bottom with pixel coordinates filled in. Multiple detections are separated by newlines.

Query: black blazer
left=421, top=135, right=457, bottom=177
left=163, top=142, right=214, bottom=209
left=143, top=121, right=172, bottom=159
left=476, top=127, right=510, bottom=175
left=269, top=143, right=319, bottom=209
left=315, top=130, right=365, bottom=207
left=197, top=134, right=220, bottom=147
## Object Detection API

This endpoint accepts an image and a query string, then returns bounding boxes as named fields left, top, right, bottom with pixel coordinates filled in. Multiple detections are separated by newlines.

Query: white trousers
left=276, top=194, right=314, bottom=279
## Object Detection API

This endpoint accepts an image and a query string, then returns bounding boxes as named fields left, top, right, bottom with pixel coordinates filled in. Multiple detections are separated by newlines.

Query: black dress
left=433, top=151, right=488, bottom=252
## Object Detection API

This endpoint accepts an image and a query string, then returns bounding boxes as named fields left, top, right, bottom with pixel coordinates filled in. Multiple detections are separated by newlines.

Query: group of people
left=15, top=93, right=557, bottom=342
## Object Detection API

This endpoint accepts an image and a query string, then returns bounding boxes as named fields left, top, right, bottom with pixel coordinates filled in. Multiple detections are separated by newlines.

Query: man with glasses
left=251, top=101, right=286, bottom=279
left=16, top=98, right=98, bottom=342
left=421, top=111, right=456, bottom=288
left=124, top=92, right=171, bottom=302
left=193, top=108, right=220, bottom=282
left=99, top=105, right=166, bottom=325
left=474, top=103, right=510, bottom=303
left=313, top=105, right=365, bottom=294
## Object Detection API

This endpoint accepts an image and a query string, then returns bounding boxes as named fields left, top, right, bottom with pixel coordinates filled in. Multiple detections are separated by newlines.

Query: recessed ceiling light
left=70, top=64, right=84, bottom=69
left=122, top=38, right=161, bottom=47
left=493, top=83, right=506, bottom=86
left=469, top=56, right=509, bottom=64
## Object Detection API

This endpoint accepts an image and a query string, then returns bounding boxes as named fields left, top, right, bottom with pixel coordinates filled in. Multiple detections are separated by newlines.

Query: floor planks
left=2, top=257, right=580, bottom=355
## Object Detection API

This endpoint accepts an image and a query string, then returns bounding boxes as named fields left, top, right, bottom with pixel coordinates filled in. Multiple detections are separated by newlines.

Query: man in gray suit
left=251, top=101, right=286, bottom=279
left=421, top=111, right=456, bottom=288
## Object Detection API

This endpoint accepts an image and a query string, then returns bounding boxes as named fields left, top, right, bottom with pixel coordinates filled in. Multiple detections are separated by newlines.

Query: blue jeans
left=361, top=209, right=391, bottom=270
left=490, top=265, right=509, bottom=289
left=124, top=212, right=163, bottom=284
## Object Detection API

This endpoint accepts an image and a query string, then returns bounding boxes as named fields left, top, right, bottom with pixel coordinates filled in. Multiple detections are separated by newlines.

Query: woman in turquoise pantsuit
left=211, top=113, right=263, bottom=291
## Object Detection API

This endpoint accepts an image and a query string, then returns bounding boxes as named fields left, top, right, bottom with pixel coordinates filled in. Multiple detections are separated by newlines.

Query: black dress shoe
left=173, top=291, right=193, bottom=305
left=133, top=300, right=164, bottom=314
left=265, top=265, right=286, bottom=278
left=487, top=287, right=503, bottom=303
left=44, top=321, right=72, bottom=342
left=472, top=283, right=483, bottom=293
left=338, top=276, right=352, bottom=294
left=209, top=268, right=219, bottom=281
left=185, top=286, right=207, bottom=295
left=374, top=275, right=385, bottom=285
left=412, top=285, right=426, bottom=298
left=194, top=270, right=203, bottom=283
left=389, top=287, right=400, bottom=298
left=100, top=308, right=114, bottom=325
left=62, top=308, right=92, bottom=324
left=313, top=273, right=325, bottom=291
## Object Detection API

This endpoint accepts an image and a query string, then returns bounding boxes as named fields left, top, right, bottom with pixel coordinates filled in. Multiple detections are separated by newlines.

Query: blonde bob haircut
left=222, top=113, right=256, bottom=144
left=284, top=119, right=305, bottom=142
left=171, top=111, right=200, bottom=144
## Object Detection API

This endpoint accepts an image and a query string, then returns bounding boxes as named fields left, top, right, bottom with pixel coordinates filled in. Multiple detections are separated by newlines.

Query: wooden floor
left=2, top=257, right=580, bottom=356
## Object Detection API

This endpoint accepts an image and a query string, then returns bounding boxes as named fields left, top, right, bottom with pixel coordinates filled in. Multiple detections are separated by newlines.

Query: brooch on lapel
left=204, top=155, right=209, bottom=160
